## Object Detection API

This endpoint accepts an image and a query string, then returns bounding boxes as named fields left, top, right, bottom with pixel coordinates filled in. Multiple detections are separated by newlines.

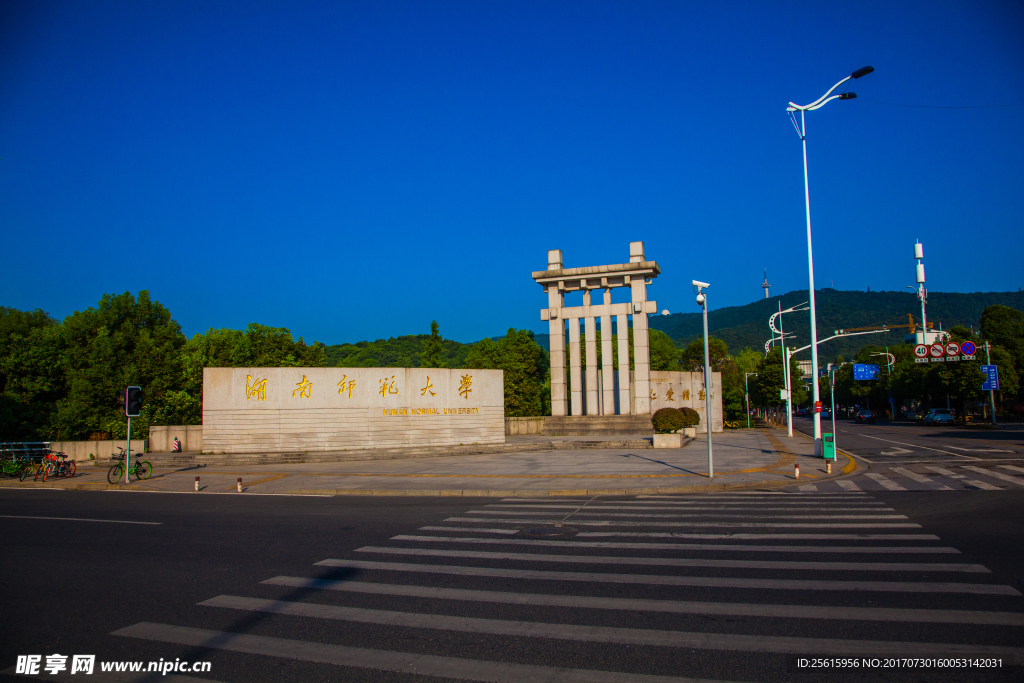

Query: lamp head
left=838, top=92, right=857, bottom=100
left=851, top=66, right=874, bottom=79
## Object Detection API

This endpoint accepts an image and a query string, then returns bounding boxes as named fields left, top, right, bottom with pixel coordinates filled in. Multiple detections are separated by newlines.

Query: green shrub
left=679, top=407, right=701, bottom=427
left=652, top=408, right=686, bottom=434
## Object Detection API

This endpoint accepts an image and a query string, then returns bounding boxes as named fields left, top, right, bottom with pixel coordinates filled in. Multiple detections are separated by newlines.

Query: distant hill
left=532, top=290, right=1024, bottom=360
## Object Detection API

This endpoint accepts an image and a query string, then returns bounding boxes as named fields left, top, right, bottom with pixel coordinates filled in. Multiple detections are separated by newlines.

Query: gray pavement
left=3, top=429, right=851, bottom=496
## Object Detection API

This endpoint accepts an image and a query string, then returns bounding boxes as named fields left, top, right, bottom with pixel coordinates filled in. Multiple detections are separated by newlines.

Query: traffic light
left=126, top=386, right=143, bottom=417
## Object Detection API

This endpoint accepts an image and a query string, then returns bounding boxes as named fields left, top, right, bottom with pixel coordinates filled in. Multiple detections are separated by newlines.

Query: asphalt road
left=789, top=416, right=1024, bottom=466
left=2, top=487, right=1022, bottom=683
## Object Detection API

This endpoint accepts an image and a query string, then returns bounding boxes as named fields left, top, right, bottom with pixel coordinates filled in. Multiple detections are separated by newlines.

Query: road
left=2, top=486, right=1022, bottom=682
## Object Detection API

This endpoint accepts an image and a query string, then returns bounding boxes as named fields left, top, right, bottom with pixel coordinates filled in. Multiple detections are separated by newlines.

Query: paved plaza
left=4, top=428, right=851, bottom=496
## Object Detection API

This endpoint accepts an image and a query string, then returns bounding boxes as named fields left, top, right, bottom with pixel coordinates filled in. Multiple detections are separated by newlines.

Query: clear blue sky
left=2, top=0, right=1021, bottom=344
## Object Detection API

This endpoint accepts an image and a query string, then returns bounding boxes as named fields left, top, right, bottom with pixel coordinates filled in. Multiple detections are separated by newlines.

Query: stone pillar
left=616, top=313, right=630, bottom=415
left=582, top=290, right=598, bottom=415
left=629, top=241, right=651, bottom=415
left=601, top=289, right=614, bottom=415
left=568, top=317, right=582, bottom=416
left=546, top=251, right=567, bottom=416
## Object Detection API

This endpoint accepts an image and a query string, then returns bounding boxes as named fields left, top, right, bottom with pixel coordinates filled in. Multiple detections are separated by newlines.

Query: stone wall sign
left=202, top=367, right=504, bottom=454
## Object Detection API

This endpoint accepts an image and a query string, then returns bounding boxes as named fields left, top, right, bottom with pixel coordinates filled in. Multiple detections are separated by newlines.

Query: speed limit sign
left=914, top=344, right=928, bottom=358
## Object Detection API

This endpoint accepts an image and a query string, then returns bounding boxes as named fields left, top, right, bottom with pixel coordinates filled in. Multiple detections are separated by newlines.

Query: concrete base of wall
left=49, top=440, right=147, bottom=462
left=505, top=417, right=546, bottom=435
left=542, top=415, right=653, bottom=436
left=149, top=425, right=203, bottom=453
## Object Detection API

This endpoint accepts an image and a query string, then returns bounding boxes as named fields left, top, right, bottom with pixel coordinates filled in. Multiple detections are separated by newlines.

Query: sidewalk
left=2, top=428, right=855, bottom=496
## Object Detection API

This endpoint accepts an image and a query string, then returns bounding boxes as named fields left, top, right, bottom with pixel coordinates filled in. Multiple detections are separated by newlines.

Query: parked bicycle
left=107, top=446, right=152, bottom=484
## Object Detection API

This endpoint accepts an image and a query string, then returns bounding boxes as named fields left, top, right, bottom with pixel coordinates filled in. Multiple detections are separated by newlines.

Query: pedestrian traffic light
left=126, top=386, right=143, bottom=417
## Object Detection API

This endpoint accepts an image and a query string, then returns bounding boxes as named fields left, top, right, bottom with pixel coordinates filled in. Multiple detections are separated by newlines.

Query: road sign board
left=929, top=343, right=945, bottom=358
left=961, top=341, right=977, bottom=356
left=981, top=365, right=999, bottom=391
left=945, top=342, right=960, bottom=357
left=815, top=401, right=823, bottom=413
left=853, top=364, right=880, bottom=380
left=914, top=344, right=928, bottom=358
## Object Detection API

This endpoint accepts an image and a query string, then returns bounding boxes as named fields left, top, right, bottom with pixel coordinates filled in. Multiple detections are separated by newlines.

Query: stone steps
left=541, top=415, right=653, bottom=436
left=81, top=437, right=654, bottom=468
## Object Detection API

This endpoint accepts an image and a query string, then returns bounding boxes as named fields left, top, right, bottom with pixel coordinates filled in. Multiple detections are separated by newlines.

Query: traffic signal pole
left=125, top=416, right=131, bottom=483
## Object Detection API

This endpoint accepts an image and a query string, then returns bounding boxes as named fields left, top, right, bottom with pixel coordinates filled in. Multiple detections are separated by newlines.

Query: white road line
left=946, top=446, right=1015, bottom=453
left=485, top=504, right=892, bottom=511
left=1000, top=465, right=1024, bottom=474
left=198, top=595, right=1024, bottom=657
left=636, top=493, right=868, bottom=498
left=577, top=532, right=942, bottom=540
left=420, top=526, right=519, bottom=534
left=865, top=473, right=908, bottom=491
left=924, top=466, right=1001, bottom=490
left=112, top=622, right=722, bottom=683
left=858, top=434, right=979, bottom=460
left=0, top=515, right=161, bottom=525
left=466, top=510, right=909, bottom=520
left=356, top=546, right=987, bottom=573
left=836, top=480, right=861, bottom=491
left=313, top=559, right=1021, bottom=595
left=391, top=535, right=961, bottom=554
left=964, top=467, right=1024, bottom=487
left=446, top=516, right=922, bottom=528
left=501, top=498, right=877, bottom=505
left=892, top=468, right=953, bottom=491
left=797, top=484, right=818, bottom=491
left=264, top=576, right=1021, bottom=626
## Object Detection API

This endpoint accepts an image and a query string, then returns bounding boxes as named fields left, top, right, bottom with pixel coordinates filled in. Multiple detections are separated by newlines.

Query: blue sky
left=2, top=0, right=1021, bottom=344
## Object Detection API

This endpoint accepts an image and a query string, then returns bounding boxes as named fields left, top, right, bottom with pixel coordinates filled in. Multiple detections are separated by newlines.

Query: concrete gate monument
left=533, top=242, right=660, bottom=417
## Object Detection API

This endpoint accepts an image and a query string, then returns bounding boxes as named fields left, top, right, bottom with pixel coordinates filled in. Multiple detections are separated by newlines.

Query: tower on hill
left=762, top=269, right=771, bottom=299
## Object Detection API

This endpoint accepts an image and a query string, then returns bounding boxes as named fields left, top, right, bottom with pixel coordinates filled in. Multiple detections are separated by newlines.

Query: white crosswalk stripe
left=964, top=466, right=1024, bottom=487
left=797, top=484, right=818, bottom=491
left=110, top=491, right=1024, bottom=681
left=1002, top=465, right=1024, bottom=475
left=865, top=472, right=908, bottom=491
left=924, top=465, right=1002, bottom=490
left=892, top=467, right=953, bottom=490
left=836, top=479, right=862, bottom=491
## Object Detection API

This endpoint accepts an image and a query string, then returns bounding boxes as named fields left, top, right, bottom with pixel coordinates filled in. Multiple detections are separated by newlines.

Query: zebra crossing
left=787, top=463, right=1024, bottom=492
left=108, top=490, right=1024, bottom=682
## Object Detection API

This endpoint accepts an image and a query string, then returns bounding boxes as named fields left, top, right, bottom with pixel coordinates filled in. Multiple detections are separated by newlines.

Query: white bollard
left=195, top=476, right=200, bottom=492
left=794, top=463, right=800, bottom=479
left=827, top=462, right=832, bottom=475
left=237, top=477, right=242, bottom=493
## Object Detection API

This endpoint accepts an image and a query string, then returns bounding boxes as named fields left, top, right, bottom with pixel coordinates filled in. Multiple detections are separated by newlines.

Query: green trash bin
left=822, top=433, right=836, bottom=460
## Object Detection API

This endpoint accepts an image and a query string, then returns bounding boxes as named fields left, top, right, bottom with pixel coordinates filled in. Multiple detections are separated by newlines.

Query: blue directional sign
left=981, top=365, right=999, bottom=391
left=853, top=364, right=880, bottom=380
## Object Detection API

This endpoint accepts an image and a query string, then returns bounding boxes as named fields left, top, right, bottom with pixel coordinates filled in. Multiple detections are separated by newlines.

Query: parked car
left=855, top=409, right=875, bottom=424
left=923, top=408, right=955, bottom=426
left=904, top=410, right=923, bottom=422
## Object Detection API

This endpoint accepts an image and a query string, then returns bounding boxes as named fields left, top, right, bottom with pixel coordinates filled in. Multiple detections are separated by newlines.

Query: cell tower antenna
left=762, top=269, right=771, bottom=299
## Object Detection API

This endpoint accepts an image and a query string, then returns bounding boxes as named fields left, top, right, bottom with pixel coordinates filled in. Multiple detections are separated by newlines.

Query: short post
left=237, top=477, right=242, bottom=493
left=827, top=461, right=832, bottom=475
left=794, top=462, right=800, bottom=479
left=195, top=476, right=200, bottom=492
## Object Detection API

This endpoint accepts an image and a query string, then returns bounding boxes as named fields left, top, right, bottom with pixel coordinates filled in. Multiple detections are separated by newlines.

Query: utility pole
left=745, top=372, right=758, bottom=429
left=985, top=341, right=997, bottom=425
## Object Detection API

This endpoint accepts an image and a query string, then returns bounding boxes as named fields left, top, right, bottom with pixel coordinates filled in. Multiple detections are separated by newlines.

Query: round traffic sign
left=914, top=344, right=929, bottom=358
left=961, top=341, right=977, bottom=355
left=929, top=343, right=945, bottom=358
left=945, top=341, right=961, bottom=357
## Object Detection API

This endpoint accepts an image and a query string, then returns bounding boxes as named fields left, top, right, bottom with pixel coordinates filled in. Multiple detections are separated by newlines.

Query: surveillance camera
left=696, top=293, right=706, bottom=306
left=692, top=280, right=710, bottom=289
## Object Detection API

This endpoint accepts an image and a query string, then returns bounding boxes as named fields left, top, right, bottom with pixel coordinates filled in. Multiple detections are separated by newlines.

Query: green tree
left=464, top=328, right=549, bottom=417
left=420, top=321, right=447, bottom=368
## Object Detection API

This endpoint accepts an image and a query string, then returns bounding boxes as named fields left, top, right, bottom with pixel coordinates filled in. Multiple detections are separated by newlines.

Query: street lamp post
left=694, top=280, right=713, bottom=478
left=787, top=65, right=874, bottom=455
left=769, top=301, right=809, bottom=437
left=744, top=372, right=758, bottom=429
